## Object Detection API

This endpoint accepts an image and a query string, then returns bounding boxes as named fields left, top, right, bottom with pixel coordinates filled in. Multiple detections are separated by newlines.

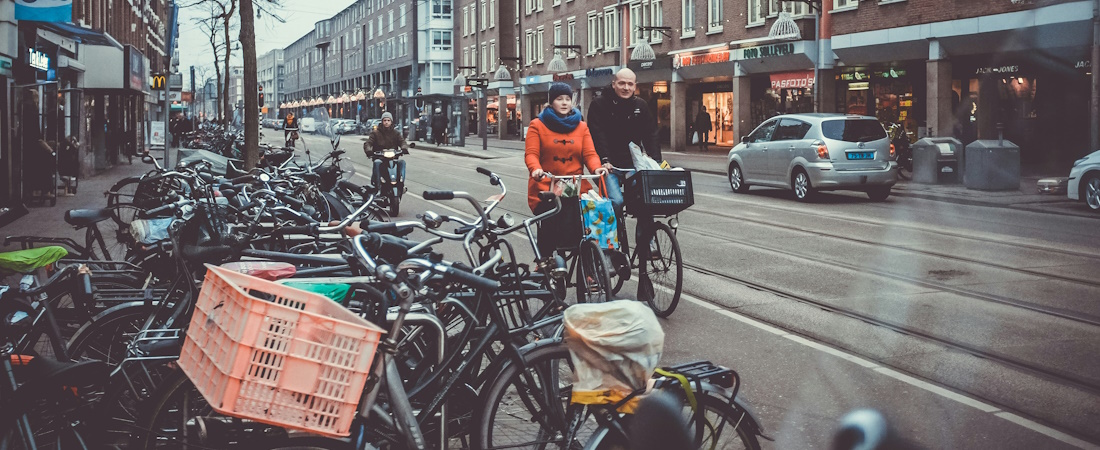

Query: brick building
left=455, top=0, right=1095, bottom=171
left=281, top=0, right=457, bottom=136
left=2, top=0, right=170, bottom=219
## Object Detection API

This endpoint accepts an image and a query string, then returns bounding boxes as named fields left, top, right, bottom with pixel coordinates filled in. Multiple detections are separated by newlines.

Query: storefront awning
left=831, top=0, right=1092, bottom=64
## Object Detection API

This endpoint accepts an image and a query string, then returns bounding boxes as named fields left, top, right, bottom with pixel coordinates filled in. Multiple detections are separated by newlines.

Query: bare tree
left=188, top=0, right=237, bottom=122
left=240, top=0, right=258, bottom=168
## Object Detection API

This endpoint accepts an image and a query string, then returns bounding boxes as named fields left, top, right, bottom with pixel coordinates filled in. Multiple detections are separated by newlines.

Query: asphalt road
left=274, top=131, right=1100, bottom=449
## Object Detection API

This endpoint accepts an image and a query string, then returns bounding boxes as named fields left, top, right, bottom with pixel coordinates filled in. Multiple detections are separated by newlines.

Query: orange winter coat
left=525, top=118, right=603, bottom=211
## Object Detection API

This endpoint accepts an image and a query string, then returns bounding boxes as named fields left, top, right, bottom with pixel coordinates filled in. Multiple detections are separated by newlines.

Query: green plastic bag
left=0, top=246, right=68, bottom=274
left=281, top=281, right=351, bottom=304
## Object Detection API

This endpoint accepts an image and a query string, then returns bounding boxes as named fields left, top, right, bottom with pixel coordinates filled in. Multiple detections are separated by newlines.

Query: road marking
left=681, top=293, right=1098, bottom=448
left=995, top=412, right=1100, bottom=450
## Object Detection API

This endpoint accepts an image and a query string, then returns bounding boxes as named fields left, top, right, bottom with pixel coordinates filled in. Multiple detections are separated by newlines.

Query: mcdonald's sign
left=151, top=73, right=167, bottom=90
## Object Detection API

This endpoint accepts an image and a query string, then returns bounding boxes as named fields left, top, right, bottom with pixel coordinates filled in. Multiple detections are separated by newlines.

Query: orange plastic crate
left=178, top=264, right=385, bottom=438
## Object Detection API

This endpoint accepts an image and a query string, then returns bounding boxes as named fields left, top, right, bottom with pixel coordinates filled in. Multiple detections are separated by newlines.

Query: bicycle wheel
left=67, top=304, right=156, bottom=365
left=85, top=222, right=133, bottom=262
left=641, top=222, right=682, bottom=318
left=582, top=391, right=762, bottom=450
left=475, top=342, right=600, bottom=449
left=106, top=176, right=143, bottom=227
left=132, top=369, right=291, bottom=449
left=609, top=222, right=630, bottom=295
left=576, top=240, right=612, bottom=304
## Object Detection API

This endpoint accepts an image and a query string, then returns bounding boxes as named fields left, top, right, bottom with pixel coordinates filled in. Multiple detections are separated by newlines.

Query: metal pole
left=163, top=71, right=171, bottom=166
left=409, top=0, right=419, bottom=141
left=480, top=92, right=488, bottom=150
left=1091, top=0, right=1099, bottom=151
left=813, top=7, right=820, bottom=113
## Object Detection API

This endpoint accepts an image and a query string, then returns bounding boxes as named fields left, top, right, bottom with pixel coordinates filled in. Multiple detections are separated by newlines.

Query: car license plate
left=847, top=151, right=875, bottom=160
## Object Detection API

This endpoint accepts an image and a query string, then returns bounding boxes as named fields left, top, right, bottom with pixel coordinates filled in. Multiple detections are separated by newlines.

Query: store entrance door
left=701, top=92, right=735, bottom=147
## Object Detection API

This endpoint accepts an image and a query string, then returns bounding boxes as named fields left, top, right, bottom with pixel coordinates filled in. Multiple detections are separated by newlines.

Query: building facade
left=280, top=0, right=457, bottom=136
left=257, top=49, right=284, bottom=120
left=454, top=0, right=1095, bottom=172
left=1, top=0, right=170, bottom=222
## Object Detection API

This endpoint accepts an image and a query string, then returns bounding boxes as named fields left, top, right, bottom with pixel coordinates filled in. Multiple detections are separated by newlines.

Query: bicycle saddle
left=64, top=208, right=113, bottom=227
left=0, top=246, right=68, bottom=274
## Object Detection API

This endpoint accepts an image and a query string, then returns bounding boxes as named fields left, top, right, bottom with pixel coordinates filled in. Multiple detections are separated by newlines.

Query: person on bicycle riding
left=526, top=83, right=608, bottom=262
left=363, top=111, right=409, bottom=188
left=587, top=69, right=663, bottom=298
left=586, top=68, right=661, bottom=217
left=282, top=113, right=299, bottom=146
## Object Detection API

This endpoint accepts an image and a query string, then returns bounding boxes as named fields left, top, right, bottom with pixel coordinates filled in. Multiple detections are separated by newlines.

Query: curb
left=413, top=143, right=511, bottom=160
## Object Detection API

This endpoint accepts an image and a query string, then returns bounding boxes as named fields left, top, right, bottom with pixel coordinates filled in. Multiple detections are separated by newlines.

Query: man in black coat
left=586, top=68, right=661, bottom=214
left=431, top=109, right=448, bottom=145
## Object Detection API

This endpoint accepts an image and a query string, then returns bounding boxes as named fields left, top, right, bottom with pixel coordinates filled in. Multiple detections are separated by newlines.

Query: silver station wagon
left=726, top=114, right=898, bottom=202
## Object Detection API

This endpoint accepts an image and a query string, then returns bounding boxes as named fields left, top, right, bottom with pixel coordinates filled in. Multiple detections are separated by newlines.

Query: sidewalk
left=0, top=155, right=156, bottom=246
left=411, top=139, right=1088, bottom=216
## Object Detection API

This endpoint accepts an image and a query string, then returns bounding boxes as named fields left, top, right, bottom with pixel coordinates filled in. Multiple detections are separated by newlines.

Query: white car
left=1067, top=149, right=1100, bottom=212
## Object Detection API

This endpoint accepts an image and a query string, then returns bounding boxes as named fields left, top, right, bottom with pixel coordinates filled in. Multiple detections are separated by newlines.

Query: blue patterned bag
left=580, top=178, right=619, bottom=250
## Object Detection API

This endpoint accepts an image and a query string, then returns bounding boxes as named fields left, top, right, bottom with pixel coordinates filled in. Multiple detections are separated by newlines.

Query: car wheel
left=728, top=162, right=750, bottom=193
left=792, top=169, right=815, bottom=202
left=1084, top=173, right=1100, bottom=211
left=867, top=186, right=890, bottom=201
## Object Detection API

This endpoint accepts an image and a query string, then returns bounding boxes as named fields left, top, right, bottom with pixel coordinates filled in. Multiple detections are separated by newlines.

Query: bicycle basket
left=178, top=264, right=385, bottom=438
left=625, top=170, right=694, bottom=217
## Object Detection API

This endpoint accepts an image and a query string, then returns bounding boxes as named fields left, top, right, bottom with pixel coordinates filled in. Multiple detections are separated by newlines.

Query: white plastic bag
left=628, top=142, right=662, bottom=171
left=564, top=300, right=665, bottom=407
left=691, top=131, right=700, bottom=145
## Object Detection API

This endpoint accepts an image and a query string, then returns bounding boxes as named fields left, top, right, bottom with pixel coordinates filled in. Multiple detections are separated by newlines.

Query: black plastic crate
left=625, top=170, right=694, bottom=217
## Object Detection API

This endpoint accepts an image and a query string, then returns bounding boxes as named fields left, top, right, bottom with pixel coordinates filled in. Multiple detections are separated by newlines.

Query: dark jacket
left=363, top=125, right=409, bottom=155
left=586, top=86, right=660, bottom=169
left=282, top=116, right=299, bottom=131
left=693, top=111, right=712, bottom=132
left=431, top=114, right=448, bottom=130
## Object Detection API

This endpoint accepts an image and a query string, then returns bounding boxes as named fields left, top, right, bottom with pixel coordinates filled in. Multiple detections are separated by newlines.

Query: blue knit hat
left=548, top=83, right=573, bottom=103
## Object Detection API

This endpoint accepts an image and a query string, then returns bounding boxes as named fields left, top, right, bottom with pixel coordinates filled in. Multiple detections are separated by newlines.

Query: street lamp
left=630, top=27, right=672, bottom=61
left=454, top=65, right=475, bottom=87
left=373, top=88, right=386, bottom=112
left=549, top=45, right=581, bottom=73
left=495, top=57, right=521, bottom=81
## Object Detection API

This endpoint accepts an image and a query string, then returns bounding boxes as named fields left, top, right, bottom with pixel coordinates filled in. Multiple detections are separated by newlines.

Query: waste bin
left=911, top=137, right=962, bottom=184
left=964, top=140, right=1020, bottom=191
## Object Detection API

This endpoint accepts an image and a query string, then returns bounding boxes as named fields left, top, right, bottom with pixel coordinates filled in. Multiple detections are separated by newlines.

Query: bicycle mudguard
left=732, top=394, right=774, bottom=441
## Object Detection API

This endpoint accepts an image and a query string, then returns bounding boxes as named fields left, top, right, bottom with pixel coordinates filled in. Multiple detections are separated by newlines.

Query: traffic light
left=258, top=85, right=265, bottom=106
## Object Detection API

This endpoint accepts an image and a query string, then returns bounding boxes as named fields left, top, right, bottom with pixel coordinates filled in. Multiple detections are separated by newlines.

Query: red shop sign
left=675, top=50, right=730, bottom=68
left=770, top=71, right=815, bottom=89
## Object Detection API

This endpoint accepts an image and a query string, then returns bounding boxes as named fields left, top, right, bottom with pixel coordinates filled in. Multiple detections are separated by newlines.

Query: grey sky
left=177, top=0, right=356, bottom=87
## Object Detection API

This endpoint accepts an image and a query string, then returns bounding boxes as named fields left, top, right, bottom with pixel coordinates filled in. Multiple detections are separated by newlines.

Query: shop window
left=701, top=91, right=737, bottom=146
left=681, top=0, right=695, bottom=37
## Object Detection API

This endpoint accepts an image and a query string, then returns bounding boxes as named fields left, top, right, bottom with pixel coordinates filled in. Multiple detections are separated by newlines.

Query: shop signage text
left=28, top=49, right=50, bottom=71
left=838, top=71, right=869, bottom=81
left=675, top=50, right=730, bottom=68
left=586, top=68, right=614, bottom=78
left=742, top=43, right=794, bottom=60
left=1076, top=60, right=1091, bottom=69
left=770, top=71, right=815, bottom=90
left=553, top=73, right=575, bottom=81
left=0, top=55, right=12, bottom=78
left=975, top=65, right=1019, bottom=75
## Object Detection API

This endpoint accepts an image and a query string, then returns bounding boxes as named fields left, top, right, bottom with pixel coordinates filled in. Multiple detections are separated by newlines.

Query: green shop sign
left=742, top=43, right=795, bottom=60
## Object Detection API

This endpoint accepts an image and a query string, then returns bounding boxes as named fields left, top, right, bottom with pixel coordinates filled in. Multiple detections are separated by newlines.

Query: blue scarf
left=539, top=106, right=582, bottom=134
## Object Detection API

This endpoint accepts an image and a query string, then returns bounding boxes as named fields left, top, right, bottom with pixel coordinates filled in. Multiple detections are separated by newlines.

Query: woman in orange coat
left=526, top=83, right=608, bottom=260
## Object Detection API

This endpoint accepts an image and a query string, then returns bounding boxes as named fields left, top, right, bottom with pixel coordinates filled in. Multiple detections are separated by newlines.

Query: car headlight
left=1072, top=157, right=1088, bottom=168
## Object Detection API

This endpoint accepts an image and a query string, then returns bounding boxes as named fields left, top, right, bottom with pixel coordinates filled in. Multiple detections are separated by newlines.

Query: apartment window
left=526, top=0, right=534, bottom=14
left=378, top=16, right=384, bottom=34
left=368, top=47, right=373, bottom=65
left=462, top=47, right=469, bottom=67
left=553, top=0, right=561, bottom=7
left=462, top=7, right=469, bottom=35
left=567, top=18, right=577, bottom=57
left=432, top=30, right=453, bottom=51
left=603, top=8, right=619, bottom=50
left=553, top=21, right=562, bottom=45
left=629, top=2, right=644, bottom=45
left=587, top=12, right=601, bottom=53
left=481, top=0, right=487, bottom=30
left=433, top=0, right=452, bottom=19
left=834, top=0, right=855, bottom=9
left=388, top=10, right=395, bottom=31
left=515, top=0, right=520, bottom=23
left=536, top=0, right=543, bottom=11
left=525, top=30, right=536, bottom=65
left=489, top=40, right=496, bottom=70
left=481, top=42, right=488, bottom=72
left=748, top=0, right=764, bottom=25
left=400, top=5, right=406, bottom=27
left=489, top=0, right=496, bottom=27
left=430, top=62, right=453, bottom=81
left=682, top=0, right=695, bottom=37
left=536, top=27, right=545, bottom=62
left=770, top=0, right=808, bottom=17
left=650, top=0, right=662, bottom=42
left=707, top=0, right=722, bottom=32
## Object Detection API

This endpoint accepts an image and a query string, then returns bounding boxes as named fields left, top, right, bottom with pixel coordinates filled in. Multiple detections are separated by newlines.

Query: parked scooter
left=371, top=143, right=412, bottom=217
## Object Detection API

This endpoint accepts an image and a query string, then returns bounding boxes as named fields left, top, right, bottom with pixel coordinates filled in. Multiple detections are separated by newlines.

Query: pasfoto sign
left=770, top=71, right=815, bottom=89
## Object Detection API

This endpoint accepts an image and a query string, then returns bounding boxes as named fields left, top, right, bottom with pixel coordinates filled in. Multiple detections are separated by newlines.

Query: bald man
left=587, top=69, right=663, bottom=301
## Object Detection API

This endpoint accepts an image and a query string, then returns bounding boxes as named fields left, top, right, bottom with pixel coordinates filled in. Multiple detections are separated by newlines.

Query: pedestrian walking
left=693, top=105, right=712, bottom=152
left=431, top=109, right=448, bottom=145
left=525, top=82, right=608, bottom=263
